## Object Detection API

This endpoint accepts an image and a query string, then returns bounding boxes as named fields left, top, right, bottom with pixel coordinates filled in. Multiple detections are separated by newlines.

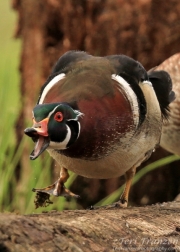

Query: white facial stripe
left=74, top=110, right=84, bottom=118
left=77, top=121, right=81, bottom=139
left=67, top=110, right=84, bottom=121
left=49, top=125, right=71, bottom=150
left=39, top=73, right=66, bottom=104
left=48, top=105, right=61, bottom=118
left=47, top=105, right=84, bottom=121
left=111, top=74, right=139, bottom=127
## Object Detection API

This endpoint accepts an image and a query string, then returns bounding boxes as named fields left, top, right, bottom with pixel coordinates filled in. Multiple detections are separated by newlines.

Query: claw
left=32, top=181, right=58, bottom=196
left=32, top=179, right=80, bottom=198
left=115, top=200, right=128, bottom=208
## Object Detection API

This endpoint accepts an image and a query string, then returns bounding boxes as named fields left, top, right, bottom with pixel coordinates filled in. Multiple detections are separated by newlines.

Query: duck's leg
left=89, top=165, right=136, bottom=210
left=116, top=165, right=136, bottom=208
left=32, top=167, right=79, bottom=198
left=89, top=152, right=153, bottom=210
left=116, top=151, right=152, bottom=208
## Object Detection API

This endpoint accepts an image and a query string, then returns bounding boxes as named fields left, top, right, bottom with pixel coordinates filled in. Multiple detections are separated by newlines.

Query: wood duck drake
left=24, top=51, right=175, bottom=208
left=152, top=53, right=180, bottom=155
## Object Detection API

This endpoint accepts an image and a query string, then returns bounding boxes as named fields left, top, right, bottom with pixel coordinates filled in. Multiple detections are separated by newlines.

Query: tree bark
left=1, top=202, right=180, bottom=251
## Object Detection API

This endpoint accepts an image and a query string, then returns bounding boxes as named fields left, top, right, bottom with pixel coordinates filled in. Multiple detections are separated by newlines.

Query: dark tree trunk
left=12, top=0, right=180, bottom=208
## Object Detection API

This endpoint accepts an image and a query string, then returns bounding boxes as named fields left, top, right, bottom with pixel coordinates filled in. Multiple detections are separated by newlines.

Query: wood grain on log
left=1, top=202, right=180, bottom=251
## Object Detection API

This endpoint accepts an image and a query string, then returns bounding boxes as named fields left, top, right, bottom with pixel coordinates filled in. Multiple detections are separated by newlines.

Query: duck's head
left=24, top=103, right=83, bottom=160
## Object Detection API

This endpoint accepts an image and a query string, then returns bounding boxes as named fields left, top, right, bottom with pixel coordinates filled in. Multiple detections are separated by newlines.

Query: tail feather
left=148, top=70, right=175, bottom=119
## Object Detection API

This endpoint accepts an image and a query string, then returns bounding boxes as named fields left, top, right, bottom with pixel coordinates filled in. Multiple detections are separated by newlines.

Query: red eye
left=54, top=112, right=63, bottom=122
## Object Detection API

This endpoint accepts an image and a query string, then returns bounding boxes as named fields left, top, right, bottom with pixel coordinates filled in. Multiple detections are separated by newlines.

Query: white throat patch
left=111, top=74, right=139, bottom=128
left=48, top=125, right=71, bottom=150
left=39, top=73, right=66, bottom=104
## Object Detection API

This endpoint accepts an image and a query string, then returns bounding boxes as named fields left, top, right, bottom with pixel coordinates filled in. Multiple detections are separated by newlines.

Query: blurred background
left=1, top=0, right=180, bottom=214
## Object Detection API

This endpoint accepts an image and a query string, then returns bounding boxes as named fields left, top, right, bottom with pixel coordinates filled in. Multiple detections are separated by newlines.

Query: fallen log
left=1, top=202, right=180, bottom=251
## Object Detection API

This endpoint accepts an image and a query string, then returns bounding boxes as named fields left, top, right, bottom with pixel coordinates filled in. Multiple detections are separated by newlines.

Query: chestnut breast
left=64, top=81, right=135, bottom=159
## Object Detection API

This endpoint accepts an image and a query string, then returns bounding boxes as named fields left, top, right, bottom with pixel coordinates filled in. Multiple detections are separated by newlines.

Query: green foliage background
left=0, top=1, right=21, bottom=211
